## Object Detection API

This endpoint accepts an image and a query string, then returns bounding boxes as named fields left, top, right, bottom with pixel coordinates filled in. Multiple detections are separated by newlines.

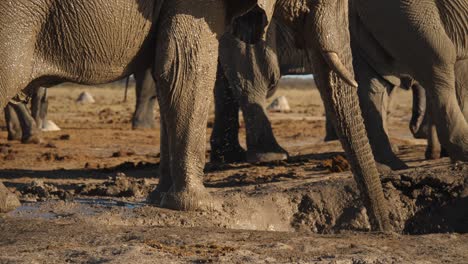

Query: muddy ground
left=0, top=81, right=467, bottom=263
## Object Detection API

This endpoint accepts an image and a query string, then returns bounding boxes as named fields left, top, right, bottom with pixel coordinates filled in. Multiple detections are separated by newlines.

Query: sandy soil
left=0, top=81, right=467, bottom=263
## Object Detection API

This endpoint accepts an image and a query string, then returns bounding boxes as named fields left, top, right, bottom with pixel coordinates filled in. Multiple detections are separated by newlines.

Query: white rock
left=267, top=96, right=291, bottom=112
left=76, top=91, right=95, bottom=104
left=41, top=120, right=61, bottom=132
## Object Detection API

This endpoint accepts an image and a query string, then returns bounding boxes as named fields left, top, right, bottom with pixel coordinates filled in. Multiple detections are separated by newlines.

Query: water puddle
left=74, top=197, right=146, bottom=209
left=9, top=198, right=146, bottom=220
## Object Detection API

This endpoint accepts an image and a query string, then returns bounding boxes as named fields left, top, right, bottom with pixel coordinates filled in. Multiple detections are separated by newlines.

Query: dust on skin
left=0, top=82, right=467, bottom=263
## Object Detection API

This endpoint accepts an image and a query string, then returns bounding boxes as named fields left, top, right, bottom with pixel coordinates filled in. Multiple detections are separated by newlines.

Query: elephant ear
left=226, top=0, right=273, bottom=44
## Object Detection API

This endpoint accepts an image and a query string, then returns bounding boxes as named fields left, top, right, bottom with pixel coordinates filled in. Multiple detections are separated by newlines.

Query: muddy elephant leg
left=455, top=60, right=468, bottom=122
left=425, top=95, right=443, bottom=160
left=147, top=118, right=173, bottom=205
left=354, top=55, right=407, bottom=170
left=150, top=9, right=223, bottom=211
left=385, top=86, right=400, bottom=154
left=0, top=182, right=20, bottom=213
left=239, top=101, right=288, bottom=163
left=210, top=63, right=246, bottom=163
left=11, top=102, right=42, bottom=144
left=385, top=85, right=395, bottom=132
left=4, top=103, right=22, bottom=141
left=425, top=115, right=442, bottom=160
left=432, top=59, right=468, bottom=159
left=422, top=63, right=468, bottom=161
left=238, top=90, right=288, bottom=163
left=424, top=90, right=448, bottom=160
left=31, top=87, right=48, bottom=130
left=132, top=69, right=157, bottom=130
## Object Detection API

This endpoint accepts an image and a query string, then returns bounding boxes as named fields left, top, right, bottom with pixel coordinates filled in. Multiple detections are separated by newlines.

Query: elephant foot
left=324, top=133, right=339, bottom=142
left=210, top=146, right=246, bottom=164
left=425, top=146, right=441, bottom=160
left=440, top=148, right=449, bottom=158
left=375, top=156, right=408, bottom=173
left=0, top=183, right=20, bottom=214
left=391, top=143, right=400, bottom=154
left=147, top=189, right=165, bottom=206
left=246, top=151, right=288, bottom=163
left=21, top=134, right=43, bottom=144
left=7, top=132, right=22, bottom=141
left=159, top=186, right=219, bottom=211
left=147, top=183, right=171, bottom=206
left=412, top=128, right=428, bottom=139
left=132, top=121, right=156, bottom=130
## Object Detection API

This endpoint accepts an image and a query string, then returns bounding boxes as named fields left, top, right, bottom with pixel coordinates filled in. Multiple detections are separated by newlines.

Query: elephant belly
left=35, top=0, right=157, bottom=84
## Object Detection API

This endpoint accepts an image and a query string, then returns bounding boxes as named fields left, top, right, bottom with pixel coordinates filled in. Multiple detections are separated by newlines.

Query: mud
left=0, top=84, right=467, bottom=263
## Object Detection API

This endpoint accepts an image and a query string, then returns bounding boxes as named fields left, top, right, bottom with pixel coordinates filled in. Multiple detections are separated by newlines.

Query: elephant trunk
left=410, top=83, right=428, bottom=139
left=310, top=0, right=391, bottom=231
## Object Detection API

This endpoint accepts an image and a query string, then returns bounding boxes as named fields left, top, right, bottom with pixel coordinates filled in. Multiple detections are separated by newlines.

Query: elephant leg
left=385, top=85, right=396, bottom=132
left=4, top=103, right=22, bottom=141
left=455, top=59, right=468, bottom=120
left=11, top=102, right=42, bottom=144
left=425, top=120, right=443, bottom=160
left=31, top=87, right=48, bottom=130
left=422, top=64, right=467, bottom=161
left=147, top=118, right=172, bottom=205
left=150, top=9, right=222, bottom=211
left=433, top=59, right=468, bottom=159
left=355, top=55, right=407, bottom=170
left=385, top=86, right=400, bottom=153
left=425, top=99, right=442, bottom=160
left=132, top=69, right=157, bottom=130
left=210, top=63, right=246, bottom=163
left=239, top=86, right=288, bottom=163
left=0, top=182, right=20, bottom=213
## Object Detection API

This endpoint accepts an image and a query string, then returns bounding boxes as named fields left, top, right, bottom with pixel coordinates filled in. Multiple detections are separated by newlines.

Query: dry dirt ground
left=0, top=80, right=467, bottom=263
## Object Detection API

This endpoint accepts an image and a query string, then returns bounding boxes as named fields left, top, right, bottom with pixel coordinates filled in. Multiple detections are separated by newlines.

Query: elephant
left=0, top=0, right=278, bottom=211
left=351, top=0, right=468, bottom=166
left=0, top=0, right=392, bottom=232
left=210, top=17, right=334, bottom=164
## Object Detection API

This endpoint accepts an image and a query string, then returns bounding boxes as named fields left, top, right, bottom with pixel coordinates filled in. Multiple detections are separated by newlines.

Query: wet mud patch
left=288, top=163, right=468, bottom=234
left=204, top=161, right=468, bottom=234
left=386, top=164, right=468, bottom=234
left=19, top=180, right=73, bottom=202
left=8, top=162, right=467, bottom=235
left=77, top=173, right=153, bottom=198
left=16, top=173, right=154, bottom=202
